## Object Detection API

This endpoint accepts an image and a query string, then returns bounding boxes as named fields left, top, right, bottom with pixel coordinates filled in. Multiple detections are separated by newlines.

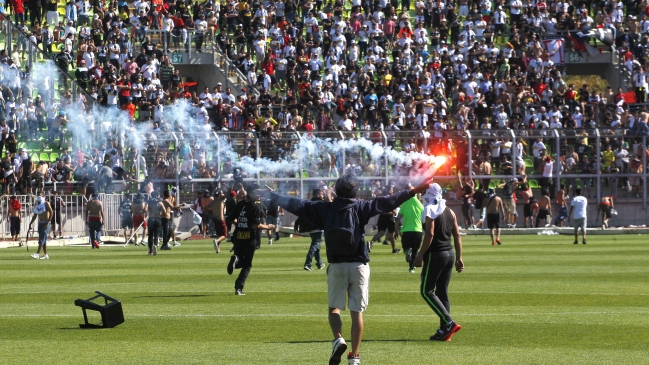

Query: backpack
left=324, top=205, right=360, bottom=256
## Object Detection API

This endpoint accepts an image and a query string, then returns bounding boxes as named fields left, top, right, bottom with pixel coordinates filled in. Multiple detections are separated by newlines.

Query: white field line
left=0, top=311, right=648, bottom=318
left=2, top=289, right=649, bottom=296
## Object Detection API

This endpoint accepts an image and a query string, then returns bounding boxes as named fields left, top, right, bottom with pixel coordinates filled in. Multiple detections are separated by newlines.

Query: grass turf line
left=0, top=235, right=648, bottom=364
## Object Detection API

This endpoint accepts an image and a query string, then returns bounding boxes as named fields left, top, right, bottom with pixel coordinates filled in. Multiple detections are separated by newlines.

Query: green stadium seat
left=488, top=181, right=496, bottom=189
left=50, top=153, right=60, bottom=161
left=39, top=153, right=50, bottom=162
left=524, top=158, right=533, bottom=167
left=529, top=179, right=540, bottom=189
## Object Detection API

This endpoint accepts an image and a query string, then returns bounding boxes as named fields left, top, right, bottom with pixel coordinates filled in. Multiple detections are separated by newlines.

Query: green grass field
left=1, top=235, right=648, bottom=364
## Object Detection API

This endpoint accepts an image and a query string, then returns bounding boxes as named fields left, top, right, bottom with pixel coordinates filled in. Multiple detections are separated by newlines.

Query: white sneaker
left=173, top=241, right=181, bottom=247
left=40, top=254, right=49, bottom=260
left=268, top=239, right=273, bottom=245
left=329, top=337, right=347, bottom=365
left=30, top=253, right=40, bottom=259
left=153, top=245, right=158, bottom=256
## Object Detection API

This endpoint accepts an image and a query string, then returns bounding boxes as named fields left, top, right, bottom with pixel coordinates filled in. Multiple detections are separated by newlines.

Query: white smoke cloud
left=2, top=61, right=444, bottom=184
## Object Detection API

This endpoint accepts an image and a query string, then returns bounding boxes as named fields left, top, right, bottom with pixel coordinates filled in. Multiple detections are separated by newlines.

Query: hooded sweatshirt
left=272, top=190, right=416, bottom=263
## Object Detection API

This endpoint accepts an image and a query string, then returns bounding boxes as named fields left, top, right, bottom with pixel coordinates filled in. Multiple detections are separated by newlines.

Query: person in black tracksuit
left=295, top=189, right=325, bottom=271
left=414, top=183, right=464, bottom=342
left=226, top=186, right=275, bottom=295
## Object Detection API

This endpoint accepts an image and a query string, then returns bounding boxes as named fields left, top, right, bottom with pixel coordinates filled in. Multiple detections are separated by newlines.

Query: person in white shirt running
left=568, top=188, right=588, bottom=244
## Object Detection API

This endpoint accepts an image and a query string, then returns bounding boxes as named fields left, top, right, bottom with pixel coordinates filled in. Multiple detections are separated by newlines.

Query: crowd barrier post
left=467, top=131, right=473, bottom=176
left=510, top=129, right=517, bottom=181
left=553, top=129, right=561, bottom=190
left=642, top=135, right=647, bottom=210
left=381, top=131, right=388, bottom=186
left=595, top=129, right=601, bottom=201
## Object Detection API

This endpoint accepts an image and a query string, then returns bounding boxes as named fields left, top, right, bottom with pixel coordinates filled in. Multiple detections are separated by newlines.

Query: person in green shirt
left=397, top=184, right=424, bottom=273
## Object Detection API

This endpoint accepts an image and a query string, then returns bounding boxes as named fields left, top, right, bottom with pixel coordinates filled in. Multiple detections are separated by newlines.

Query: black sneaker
left=227, top=255, right=238, bottom=275
left=235, top=289, right=245, bottom=296
left=430, top=321, right=462, bottom=342
left=392, top=248, right=401, bottom=254
left=583, top=239, right=587, bottom=244
left=304, top=265, right=312, bottom=271
left=382, top=240, right=389, bottom=245
left=160, top=244, right=171, bottom=250
left=405, top=248, right=412, bottom=262
left=329, top=337, right=347, bottom=365
left=573, top=240, right=578, bottom=244
left=275, top=232, right=280, bottom=241
left=317, top=263, right=326, bottom=270
left=430, top=329, right=446, bottom=341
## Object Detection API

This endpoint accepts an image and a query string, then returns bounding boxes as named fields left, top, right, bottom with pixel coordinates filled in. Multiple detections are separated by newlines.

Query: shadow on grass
left=132, top=294, right=212, bottom=298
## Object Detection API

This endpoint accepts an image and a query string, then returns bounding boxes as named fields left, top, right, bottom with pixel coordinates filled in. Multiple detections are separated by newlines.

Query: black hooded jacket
left=272, top=190, right=415, bottom=263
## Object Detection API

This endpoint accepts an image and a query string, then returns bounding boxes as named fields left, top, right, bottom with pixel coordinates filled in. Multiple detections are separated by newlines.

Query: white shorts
left=573, top=218, right=586, bottom=233
left=47, top=11, right=59, bottom=26
left=327, top=262, right=370, bottom=312
left=459, top=5, right=469, bottom=17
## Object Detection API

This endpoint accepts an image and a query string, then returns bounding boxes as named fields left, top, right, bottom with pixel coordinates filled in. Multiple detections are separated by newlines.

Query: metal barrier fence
left=0, top=194, right=125, bottom=238
left=133, top=129, right=649, bottom=207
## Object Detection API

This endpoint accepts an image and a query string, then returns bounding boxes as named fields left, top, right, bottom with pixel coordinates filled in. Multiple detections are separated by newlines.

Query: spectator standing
left=29, top=195, right=53, bottom=259
left=484, top=188, right=504, bottom=245
left=413, top=183, right=464, bottom=342
left=568, top=189, right=588, bottom=245
left=86, top=193, right=103, bottom=249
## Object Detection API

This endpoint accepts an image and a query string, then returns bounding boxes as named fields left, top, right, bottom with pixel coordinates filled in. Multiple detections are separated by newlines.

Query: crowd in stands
left=0, top=0, right=647, bottom=200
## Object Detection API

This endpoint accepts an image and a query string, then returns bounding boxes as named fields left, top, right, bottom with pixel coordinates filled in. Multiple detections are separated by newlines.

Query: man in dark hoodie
left=264, top=173, right=432, bottom=365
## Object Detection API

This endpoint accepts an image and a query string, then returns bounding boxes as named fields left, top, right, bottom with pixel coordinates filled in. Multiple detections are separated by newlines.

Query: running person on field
left=413, top=183, right=464, bottom=342
left=49, top=190, right=66, bottom=238
left=119, top=193, right=134, bottom=244
left=598, top=196, right=614, bottom=229
left=29, top=195, right=53, bottom=259
left=146, top=191, right=165, bottom=256
left=535, top=189, right=552, bottom=227
left=484, top=188, right=505, bottom=245
left=295, top=189, right=326, bottom=271
left=266, top=174, right=432, bottom=365
left=553, top=184, right=568, bottom=227
left=458, top=175, right=475, bottom=229
left=397, top=183, right=424, bottom=273
left=86, top=194, right=104, bottom=249
left=131, top=193, right=148, bottom=246
left=497, top=177, right=518, bottom=228
left=206, top=189, right=228, bottom=253
left=568, top=188, right=588, bottom=244
left=370, top=185, right=401, bottom=253
left=226, top=184, right=275, bottom=295
left=7, top=195, right=22, bottom=242
left=160, top=189, right=186, bottom=250
left=264, top=196, right=283, bottom=245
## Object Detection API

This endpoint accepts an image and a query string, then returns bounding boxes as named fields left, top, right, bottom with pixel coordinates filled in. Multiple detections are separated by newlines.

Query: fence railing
left=0, top=193, right=125, bottom=239
left=129, top=129, right=649, bottom=206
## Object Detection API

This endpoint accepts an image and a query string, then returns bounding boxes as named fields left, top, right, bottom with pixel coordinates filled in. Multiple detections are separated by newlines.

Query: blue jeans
left=38, top=222, right=50, bottom=246
left=88, top=221, right=102, bottom=246
left=304, top=231, right=323, bottom=268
